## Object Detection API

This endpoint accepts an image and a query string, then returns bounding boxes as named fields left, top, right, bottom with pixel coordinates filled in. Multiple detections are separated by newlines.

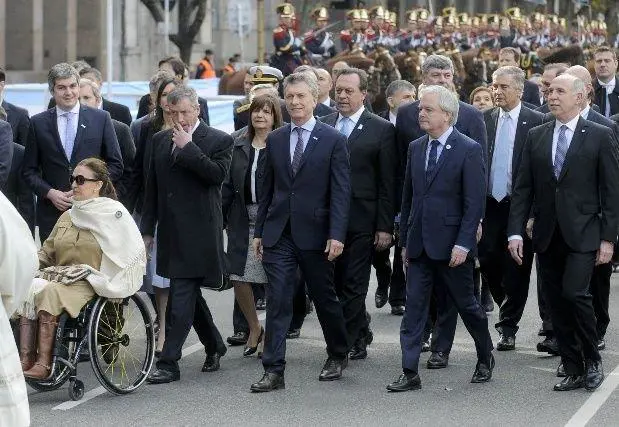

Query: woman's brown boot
left=19, top=317, right=37, bottom=371
left=23, top=311, right=58, bottom=380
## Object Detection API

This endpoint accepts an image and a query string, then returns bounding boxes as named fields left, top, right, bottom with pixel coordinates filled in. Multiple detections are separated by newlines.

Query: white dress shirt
left=389, top=111, right=397, bottom=126
left=56, top=102, right=80, bottom=148
left=290, top=116, right=317, bottom=161
left=321, top=98, right=333, bottom=108
left=580, top=105, right=591, bottom=120
left=250, top=146, right=264, bottom=203
left=492, top=103, right=521, bottom=194
left=598, top=78, right=616, bottom=94
left=425, top=126, right=453, bottom=170
left=335, top=106, right=365, bottom=132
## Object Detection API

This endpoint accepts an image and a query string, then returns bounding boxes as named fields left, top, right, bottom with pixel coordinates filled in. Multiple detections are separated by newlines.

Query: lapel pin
left=446, top=145, right=451, bottom=150
left=312, top=136, right=318, bottom=140
left=582, top=129, right=586, bottom=133
left=522, top=121, right=527, bottom=125
left=358, top=124, right=363, bottom=130
left=81, top=124, right=86, bottom=128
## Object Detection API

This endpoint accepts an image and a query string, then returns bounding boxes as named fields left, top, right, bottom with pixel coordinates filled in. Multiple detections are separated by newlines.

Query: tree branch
left=186, top=1, right=207, bottom=39
left=140, top=0, right=165, bottom=22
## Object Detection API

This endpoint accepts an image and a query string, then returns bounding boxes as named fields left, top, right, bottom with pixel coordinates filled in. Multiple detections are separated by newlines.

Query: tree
left=140, top=0, right=207, bottom=64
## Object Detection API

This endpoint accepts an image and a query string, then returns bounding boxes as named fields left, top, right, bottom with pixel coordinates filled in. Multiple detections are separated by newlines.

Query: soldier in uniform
left=304, top=6, right=336, bottom=66
left=340, top=9, right=368, bottom=52
left=270, top=3, right=304, bottom=77
left=364, top=6, right=386, bottom=51
left=398, top=9, right=429, bottom=52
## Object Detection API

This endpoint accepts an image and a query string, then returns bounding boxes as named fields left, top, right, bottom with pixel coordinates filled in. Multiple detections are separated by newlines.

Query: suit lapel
left=416, top=136, right=429, bottom=192
left=426, top=130, right=457, bottom=189
left=284, top=124, right=293, bottom=178
left=512, top=108, right=529, bottom=173
left=558, top=117, right=587, bottom=182
left=70, top=106, right=89, bottom=163
left=48, top=108, right=67, bottom=161
left=346, top=110, right=370, bottom=145
left=320, top=113, right=338, bottom=128
left=296, top=123, right=322, bottom=174
left=487, top=108, right=499, bottom=160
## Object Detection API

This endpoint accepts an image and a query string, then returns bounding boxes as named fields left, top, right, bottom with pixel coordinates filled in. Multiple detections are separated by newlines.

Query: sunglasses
left=70, top=175, right=100, bottom=185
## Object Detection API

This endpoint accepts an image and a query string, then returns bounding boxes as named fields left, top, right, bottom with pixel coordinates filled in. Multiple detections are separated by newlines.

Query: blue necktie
left=338, top=117, right=352, bottom=138
left=291, top=127, right=304, bottom=175
left=490, top=113, right=511, bottom=201
left=426, top=139, right=440, bottom=182
left=554, top=125, right=568, bottom=178
left=63, top=112, right=76, bottom=160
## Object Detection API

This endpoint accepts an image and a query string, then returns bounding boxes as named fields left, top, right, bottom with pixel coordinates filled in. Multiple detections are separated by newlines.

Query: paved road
left=27, top=259, right=619, bottom=426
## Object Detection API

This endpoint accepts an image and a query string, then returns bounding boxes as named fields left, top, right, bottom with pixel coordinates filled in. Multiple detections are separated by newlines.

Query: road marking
left=565, top=363, right=619, bottom=426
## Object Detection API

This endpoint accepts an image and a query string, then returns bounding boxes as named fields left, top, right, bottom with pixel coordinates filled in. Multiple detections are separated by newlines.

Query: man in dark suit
left=498, top=48, right=541, bottom=107
left=320, top=68, right=397, bottom=360
left=250, top=72, right=351, bottom=392
left=479, top=66, right=544, bottom=352
left=0, top=68, right=30, bottom=147
left=136, top=56, right=210, bottom=125
left=374, top=80, right=416, bottom=315
left=508, top=74, right=619, bottom=392
left=3, top=141, right=35, bottom=234
left=78, top=77, right=136, bottom=207
left=142, top=86, right=232, bottom=384
left=592, top=46, right=619, bottom=118
left=22, top=63, right=123, bottom=242
left=0, top=119, right=12, bottom=188
left=535, top=63, right=569, bottom=114
left=387, top=85, right=494, bottom=392
left=395, top=54, right=487, bottom=368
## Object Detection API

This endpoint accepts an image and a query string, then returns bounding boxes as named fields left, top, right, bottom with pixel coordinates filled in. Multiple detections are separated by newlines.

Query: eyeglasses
left=70, top=175, right=100, bottom=185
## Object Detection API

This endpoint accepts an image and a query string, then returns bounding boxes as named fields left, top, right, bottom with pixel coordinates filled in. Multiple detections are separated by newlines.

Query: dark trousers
left=289, top=273, right=307, bottom=331
left=232, top=284, right=265, bottom=333
left=537, top=229, right=600, bottom=376
left=401, top=253, right=493, bottom=373
left=373, top=245, right=406, bottom=306
left=591, top=263, right=612, bottom=338
left=478, top=197, right=534, bottom=336
left=536, top=256, right=554, bottom=335
left=261, top=233, right=349, bottom=374
left=334, top=232, right=374, bottom=345
left=157, top=277, right=226, bottom=373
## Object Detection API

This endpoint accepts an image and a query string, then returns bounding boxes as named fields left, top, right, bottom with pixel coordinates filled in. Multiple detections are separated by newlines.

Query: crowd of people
left=1, top=16, right=619, bottom=423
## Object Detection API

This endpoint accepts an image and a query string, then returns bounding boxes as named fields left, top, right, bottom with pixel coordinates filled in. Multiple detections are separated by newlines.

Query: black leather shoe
left=319, top=357, right=348, bottom=381
left=538, top=327, right=548, bottom=337
left=584, top=360, right=604, bottom=391
left=255, top=298, right=266, bottom=311
left=556, top=363, right=566, bottom=377
left=427, top=352, right=449, bottom=369
left=375, top=292, right=388, bottom=308
left=391, top=305, right=405, bottom=316
left=553, top=375, right=584, bottom=391
left=146, top=368, right=180, bottom=384
left=496, top=335, right=516, bottom=351
left=286, top=328, right=301, bottom=339
left=202, top=352, right=223, bottom=372
left=250, top=372, right=285, bottom=392
left=598, top=338, right=606, bottom=351
left=471, top=354, right=495, bottom=383
left=386, top=372, right=421, bottom=392
left=226, top=331, right=248, bottom=346
left=537, top=337, right=560, bottom=355
left=349, top=341, right=367, bottom=360
left=421, top=339, right=431, bottom=353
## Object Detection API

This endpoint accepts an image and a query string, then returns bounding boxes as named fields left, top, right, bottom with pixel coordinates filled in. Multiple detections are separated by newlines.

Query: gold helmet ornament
left=505, top=7, right=522, bottom=21
left=406, top=10, right=418, bottom=23
left=347, top=9, right=361, bottom=21
left=458, top=13, right=470, bottom=26
left=369, top=5, right=385, bottom=19
left=311, top=6, right=329, bottom=21
left=389, top=12, right=397, bottom=26
left=415, top=8, right=430, bottom=22
left=359, top=9, right=369, bottom=22
left=442, top=7, right=456, bottom=18
left=276, top=3, right=295, bottom=18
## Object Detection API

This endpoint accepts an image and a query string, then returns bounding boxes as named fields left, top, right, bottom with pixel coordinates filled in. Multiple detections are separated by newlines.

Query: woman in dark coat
left=222, top=95, right=283, bottom=356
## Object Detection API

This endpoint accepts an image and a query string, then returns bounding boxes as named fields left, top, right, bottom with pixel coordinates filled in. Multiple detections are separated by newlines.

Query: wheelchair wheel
left=88, top=295, right=155, bottom=395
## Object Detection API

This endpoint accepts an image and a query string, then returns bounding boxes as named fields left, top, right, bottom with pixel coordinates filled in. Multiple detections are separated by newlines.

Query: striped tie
left=291, top=127, right=304, bottom=176
left=554, top=125, right=568, bottom=179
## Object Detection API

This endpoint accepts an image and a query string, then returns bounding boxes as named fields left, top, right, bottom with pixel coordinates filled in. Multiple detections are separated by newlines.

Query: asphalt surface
left=26, top=255, right=619, bottom=426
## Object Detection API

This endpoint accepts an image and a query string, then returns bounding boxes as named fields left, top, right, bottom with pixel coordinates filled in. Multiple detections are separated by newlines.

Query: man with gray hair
left=387, top=85, right=493, bottom=392
left=141, top=85, right=233, bottom=384
left=508, top=74, right=619, bottom=392
left=22, top=62, right=122, bottom=241
left=395, top=54, right=488, bottom=369
left=478, top=66, right=544, bottom=352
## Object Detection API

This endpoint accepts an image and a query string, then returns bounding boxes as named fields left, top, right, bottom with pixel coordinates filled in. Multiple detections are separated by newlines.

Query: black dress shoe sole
left=319, top=373, right=343, bottom=381
left=426, top=363, right=448, bottom=369
left=349, top=351, right=367, bottom=360
left=554, top=383, right=583, bottom=391
left=471, top=374, right=492, bottom=383
left=496, top=344, right=515, bottom=351
left=227, top=339, right=248, bottom=346
left=585, top=378, right=604, bottom=392
left=250, top=383, right=285, bottom=392
left=386, top=383, right=422, bottom=392
left=536, top=343, right=560, bottom=355
left=146, top=374, right=180, bottom=384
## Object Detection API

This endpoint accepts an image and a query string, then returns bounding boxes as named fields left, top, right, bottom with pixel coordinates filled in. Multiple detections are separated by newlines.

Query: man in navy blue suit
left=22, top=63, right=122, bottom=241
left=251, top=72, right=351, bottom=392
left=395, top=54, right=488, bottom=369
left=387, top=85, right=494, bottom=392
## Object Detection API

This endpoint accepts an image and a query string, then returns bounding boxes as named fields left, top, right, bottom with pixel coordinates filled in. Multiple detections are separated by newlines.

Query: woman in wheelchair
left=16, top=158, right=146, bottom=380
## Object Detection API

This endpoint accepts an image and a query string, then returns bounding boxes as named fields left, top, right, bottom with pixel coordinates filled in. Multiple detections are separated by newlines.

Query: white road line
left=565, top=364, right=619, bottom=427
left=52, top=342, right=205, bottom=411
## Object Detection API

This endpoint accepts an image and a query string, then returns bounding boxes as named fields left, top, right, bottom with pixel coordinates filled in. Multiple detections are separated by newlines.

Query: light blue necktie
left=63, top=112, right=77, bottom=160
left=554, top=125, right=568, bottom=178
left=338, top=117, right=352, bottom=138
left=490, top=113, right=511, bottom=201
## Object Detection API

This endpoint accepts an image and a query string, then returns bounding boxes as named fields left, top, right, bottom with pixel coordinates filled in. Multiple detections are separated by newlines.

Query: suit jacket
left=2, top=101, right=30, bottom=146
left=314, top=102, right=336, bottom=118
left=396, top=99, right=488, bottom=211
left=400, top=128, right=486, bottom=260
left=508, top=117, right=619, bottom=253
left=140, top=121, right=233, bottom=280
left=484, top=105, right=545, bottom=192
left=594, top=76, right=619, bottom=117
left=377, top=109, right=390, bottom=121
left=48, top=97, right=133, bottom=126
left=255, top=120, right=351, bottom=250
left=136, top=94, right=211, bottom=125
left=611, top=113, right=619, bottom=125
left=522, top=80, right=542, bottom=107
left=112, top=119, right=136, bottom=207
left=22, top=105, right=123, bottom=231
left=3, top=143, right=35, bottom=233
left=536, top=103, right=549, bottom=114
left=320, top=110, right=397, bottom=234
left=0, top=120, right=12, bottom=188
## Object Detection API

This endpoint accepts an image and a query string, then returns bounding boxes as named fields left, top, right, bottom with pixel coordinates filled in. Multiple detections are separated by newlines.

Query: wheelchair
left=25, top=293, right=155, bottom=401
